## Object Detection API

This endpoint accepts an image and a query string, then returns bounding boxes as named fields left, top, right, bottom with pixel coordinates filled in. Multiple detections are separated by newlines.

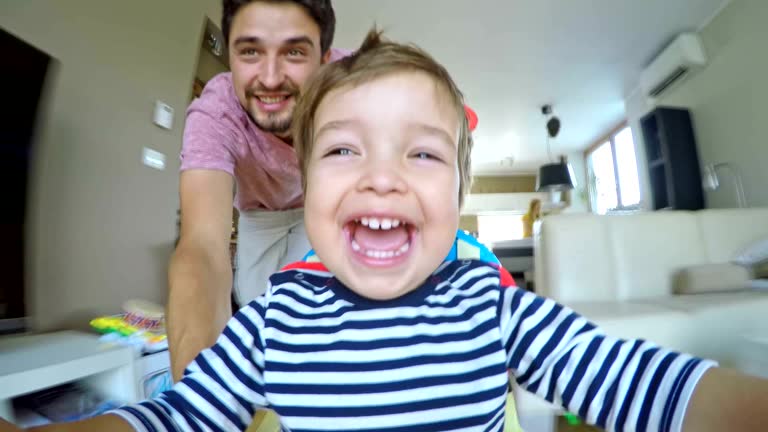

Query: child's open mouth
left=343, top=216, right=415, bottom=266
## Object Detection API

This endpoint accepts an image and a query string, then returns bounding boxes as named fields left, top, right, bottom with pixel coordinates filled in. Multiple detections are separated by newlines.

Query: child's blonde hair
left=292, top=28, right=474, bottom=206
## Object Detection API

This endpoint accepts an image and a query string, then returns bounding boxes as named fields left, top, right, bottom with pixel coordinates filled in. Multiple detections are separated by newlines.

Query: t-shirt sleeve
left=110, top=299, right=270, bottom=431
left=180, top=109, right=238, bottom=176
left=498, top=287, right=717, bottom=432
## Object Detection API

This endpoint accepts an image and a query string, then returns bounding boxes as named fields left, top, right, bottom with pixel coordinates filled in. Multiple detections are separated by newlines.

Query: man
left=168, top=0, right=345, bottom=380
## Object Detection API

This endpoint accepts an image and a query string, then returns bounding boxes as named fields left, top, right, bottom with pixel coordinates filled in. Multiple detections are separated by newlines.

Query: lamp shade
left=537, top=161, right=575, bottom=192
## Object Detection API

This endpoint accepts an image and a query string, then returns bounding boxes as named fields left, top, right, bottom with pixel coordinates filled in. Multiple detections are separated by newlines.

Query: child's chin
left=338, top=269, right=416, bottom=301
left=353, top=283, right=412, bottom=301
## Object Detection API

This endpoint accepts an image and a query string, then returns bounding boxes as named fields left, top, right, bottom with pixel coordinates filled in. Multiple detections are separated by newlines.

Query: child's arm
left=108, top=300, right=271, bottom=430
left=682, top=367, right=768, bottom=431
left=499, top=285, right=716, bottom=431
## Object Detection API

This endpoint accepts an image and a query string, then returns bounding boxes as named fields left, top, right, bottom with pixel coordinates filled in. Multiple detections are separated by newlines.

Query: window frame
left=584, top=122, right=641, bottom=214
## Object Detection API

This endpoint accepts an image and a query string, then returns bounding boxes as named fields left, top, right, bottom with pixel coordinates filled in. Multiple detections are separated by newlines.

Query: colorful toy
left=90, top=300, right=168, bottom=354
left=464, top=104, right=479, bottom=131
left=122, top=299, right=165, bottom=332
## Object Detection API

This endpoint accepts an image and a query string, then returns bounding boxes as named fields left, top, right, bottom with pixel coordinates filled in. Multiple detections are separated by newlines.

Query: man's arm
left=682, top=367, right=768, bottom=432
left=168, top=169, right=235, bottom=381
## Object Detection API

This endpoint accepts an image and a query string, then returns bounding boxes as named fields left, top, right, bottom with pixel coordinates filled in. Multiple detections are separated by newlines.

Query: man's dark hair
left=222, top=0, right=336, bottom=54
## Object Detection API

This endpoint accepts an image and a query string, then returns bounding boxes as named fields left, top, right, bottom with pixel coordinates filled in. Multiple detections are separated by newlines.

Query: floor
left=246, top=411, right=279, bottom=432
left=556, top=416, right=602, bottom=431
left=246, top=410, right=604, bottom=432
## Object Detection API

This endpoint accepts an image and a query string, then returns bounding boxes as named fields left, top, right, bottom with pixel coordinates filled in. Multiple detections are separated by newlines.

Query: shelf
left=0, top=331, right=138, bottom=423
left=641, top=107, right=704, bottom=210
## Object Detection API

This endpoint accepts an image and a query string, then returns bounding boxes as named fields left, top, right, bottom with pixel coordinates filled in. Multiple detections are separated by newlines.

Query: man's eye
left=241, top=48, right=257, bottom=56
left=288, top=49, right=305, bottom=57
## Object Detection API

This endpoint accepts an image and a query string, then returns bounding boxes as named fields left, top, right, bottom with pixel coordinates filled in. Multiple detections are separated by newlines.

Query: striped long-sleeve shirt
left=113, top=260, right=715, bottom=431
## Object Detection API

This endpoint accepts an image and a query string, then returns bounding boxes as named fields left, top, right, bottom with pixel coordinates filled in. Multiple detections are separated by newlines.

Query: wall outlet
left=142, top=147, right=166, bottom=170
left=153, top=100, right=174, bottom=130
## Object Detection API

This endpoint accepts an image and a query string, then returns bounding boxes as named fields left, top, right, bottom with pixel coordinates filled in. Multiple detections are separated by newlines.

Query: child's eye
left=324, top=147, right=354, bottom=157
left=413, top=151, right=440, bottom=161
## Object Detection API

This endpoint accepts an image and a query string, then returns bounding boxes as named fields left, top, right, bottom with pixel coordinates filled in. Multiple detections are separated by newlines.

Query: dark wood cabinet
left=641, top=107, right=705, bottom=210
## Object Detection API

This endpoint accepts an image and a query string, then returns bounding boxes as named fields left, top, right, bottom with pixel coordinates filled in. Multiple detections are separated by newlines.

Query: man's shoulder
left=187, top=72, right=243, bottom=122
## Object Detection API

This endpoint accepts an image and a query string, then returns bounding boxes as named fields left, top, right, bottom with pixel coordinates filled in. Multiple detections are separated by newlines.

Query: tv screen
left=0, top=27, right=52, bottom=333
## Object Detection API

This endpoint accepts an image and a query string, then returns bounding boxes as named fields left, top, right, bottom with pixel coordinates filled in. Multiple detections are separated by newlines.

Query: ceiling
left=332, top=0, right=729, bottom=174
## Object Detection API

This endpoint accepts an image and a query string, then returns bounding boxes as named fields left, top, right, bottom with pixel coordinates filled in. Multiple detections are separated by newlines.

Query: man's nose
left=258, top=56, right=285, bottom=89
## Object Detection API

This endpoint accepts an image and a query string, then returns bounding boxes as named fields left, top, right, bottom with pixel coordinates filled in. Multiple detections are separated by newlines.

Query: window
left=476, top=213, right=525, bottom=246
left=586, top=126, right=641, bottom=214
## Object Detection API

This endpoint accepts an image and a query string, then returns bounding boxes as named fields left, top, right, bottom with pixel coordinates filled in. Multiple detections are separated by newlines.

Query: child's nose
left=356, top=161, right=408, bottom=196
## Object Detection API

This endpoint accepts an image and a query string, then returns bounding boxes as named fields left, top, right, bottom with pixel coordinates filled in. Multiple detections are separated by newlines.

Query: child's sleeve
left=498, top=286, right=717, bottom=432
left=109, top=298, right=270, bottom=431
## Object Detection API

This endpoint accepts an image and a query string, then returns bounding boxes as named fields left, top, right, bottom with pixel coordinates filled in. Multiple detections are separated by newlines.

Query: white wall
left=0, top=0, right=221, bottom=329
left=624, top=90, right=654, bottom=210
left=625, top=0, right=768, bottom=209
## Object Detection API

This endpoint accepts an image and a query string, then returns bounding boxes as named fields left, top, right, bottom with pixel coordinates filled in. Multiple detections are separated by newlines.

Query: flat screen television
left=1, top=27, right=52, bottom=333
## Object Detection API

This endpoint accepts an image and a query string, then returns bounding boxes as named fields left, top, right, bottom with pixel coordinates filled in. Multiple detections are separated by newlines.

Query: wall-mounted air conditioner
left=639, top=33, right=707, bottom=101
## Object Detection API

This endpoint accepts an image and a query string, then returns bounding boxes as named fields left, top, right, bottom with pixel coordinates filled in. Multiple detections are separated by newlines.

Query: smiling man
left=167, top=0, right=346, bottom=381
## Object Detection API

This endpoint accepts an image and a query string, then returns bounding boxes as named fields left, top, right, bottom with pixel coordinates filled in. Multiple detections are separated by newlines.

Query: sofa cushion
left=608, top=212, right=706, bottom=300
left=672, top=263, right=752, bottom=294
left=641, top=292, right=768, bottom=365
left=563, top=301, right=692, bottom=352
left=697, top=208, right=768, bottom=263
left=732, top=236, right=768, bottom=267
left=535, top=215, right=617, bottom=302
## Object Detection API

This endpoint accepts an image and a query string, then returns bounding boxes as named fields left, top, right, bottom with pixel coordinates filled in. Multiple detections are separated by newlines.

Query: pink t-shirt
left=181, top=49, right=349, bottom=211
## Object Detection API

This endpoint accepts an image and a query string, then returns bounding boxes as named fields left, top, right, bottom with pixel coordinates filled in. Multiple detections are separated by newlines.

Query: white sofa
left=514, top=207, right=768, bottom=429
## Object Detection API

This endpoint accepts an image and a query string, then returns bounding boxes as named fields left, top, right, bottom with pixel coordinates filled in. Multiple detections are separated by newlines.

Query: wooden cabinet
left=641, top=107, right=705, bottom=210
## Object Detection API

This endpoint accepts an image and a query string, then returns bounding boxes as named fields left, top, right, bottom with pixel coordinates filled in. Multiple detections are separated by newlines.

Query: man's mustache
left=247, top=85, right=299, bottom=98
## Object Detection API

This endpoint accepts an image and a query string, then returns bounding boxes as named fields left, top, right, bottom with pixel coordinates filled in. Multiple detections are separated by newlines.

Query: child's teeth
left=353, top=240, right=411, bottom=259
left=356, top=216, right=406, bottom=230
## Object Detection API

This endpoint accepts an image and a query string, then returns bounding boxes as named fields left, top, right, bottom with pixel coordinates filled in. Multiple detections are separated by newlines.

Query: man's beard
left=247, top=82, right=299, bottom=136
left=249, top=109, right=293, bottom=135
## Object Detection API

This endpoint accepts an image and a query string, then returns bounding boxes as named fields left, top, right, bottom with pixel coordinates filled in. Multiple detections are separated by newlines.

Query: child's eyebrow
left=314, top=119, right=455, bottom=149
left=314, top=119, right=359, bottom=141
left=407, top=123, right=456, bottom=149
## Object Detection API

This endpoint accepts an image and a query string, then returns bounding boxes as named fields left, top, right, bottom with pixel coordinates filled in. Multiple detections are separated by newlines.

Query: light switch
left=153, top=100, right=174, bottom=130
left=142, top=147, right=166, bottom=170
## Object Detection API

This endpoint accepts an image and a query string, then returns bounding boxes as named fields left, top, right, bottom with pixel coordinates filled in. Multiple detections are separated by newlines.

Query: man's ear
left=321, top=49, right=332, bottom=64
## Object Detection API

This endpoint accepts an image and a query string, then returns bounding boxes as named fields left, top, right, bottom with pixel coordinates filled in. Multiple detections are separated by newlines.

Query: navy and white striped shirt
left=114, top=260, right=715, bottom=431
